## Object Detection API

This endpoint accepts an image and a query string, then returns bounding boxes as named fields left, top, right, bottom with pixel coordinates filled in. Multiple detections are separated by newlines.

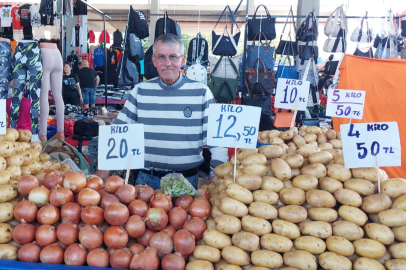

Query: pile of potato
left=187, top=126, right=406, bottom=270
left=0, top=128, right=71, bottom=260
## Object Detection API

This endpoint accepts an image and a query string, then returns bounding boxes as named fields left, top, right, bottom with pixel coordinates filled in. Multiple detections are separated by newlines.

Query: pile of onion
left=63, top=172, right=87, bottom=193
left=17, top=175, right=39, bottom=196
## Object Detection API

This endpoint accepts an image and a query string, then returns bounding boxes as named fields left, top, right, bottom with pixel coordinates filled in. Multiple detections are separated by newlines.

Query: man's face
left=152, top=41, right=186, bottom=85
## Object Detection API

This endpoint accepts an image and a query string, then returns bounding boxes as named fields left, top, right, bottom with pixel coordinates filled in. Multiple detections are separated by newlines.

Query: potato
left=306, top=189, right=336, bottom=208
left=326, top=129, right=337, bottom=140
left=332, top=221, right=364, bottom=241
left=19, top=166, right=31, bottom=177
left=280, top=131, right=294, bottom=141
left=0, top=223, right=13, bottom=244
left=193, top=245, right=221, bottom=263
left=269, top=137, right=284, bottom=145
left=186, top=260, right=214, bottom=270
left=392, top=224, right=406, bottom=242
left=242, top=164, right=267, bottom=176
left=307, top=141, right=318, bottom=147
left=308, top=151, right=333, bottom=165
left=317, top=132, right=327, bottom=144
left=272, top=220, right=300, bottom=240
left=294, top=236, right=326, bottom=254
left=236, top=149, right=258, bottom=160
left=261, top=233, right=292, bottom=253
left=214, top=162, right=234, bottom=177
left=215, top=265, right=242, bottom=270
left=226, top=184, right=253, bottom=204
left=253, top=190, right=278, bottom=204
left=221, top=246, right=250, bottom=266
left=0, top=244, right=18, bottom=260
left=251, top=250, right=283, bottom=268
left=333, top=155, right=345, bottom=165
left=51, top=160, right=61, bottom=170
left=0, top=158, right=6, bottom=171
left=17, top=129, right=31, bottom=142
left=338, top=205, right=368, bottom=226
left=386, top=259, right=406, bottom=270
left=353, top=238, right=386, bottom=259
left=203, top=229, right=232, bottom=249
left=343, top=179, right=376, bottom=196
left=0, top=142, right=14, bottom=158
left=296, top=144, right=320, bottom=158
left=286, top=147, right=297, bottom=155
left=248, top=202, right=277, bottom=219
left=364, top=223, right=394, bottom=245
left=206, top=219, right=216, bottom=230
left=303, top=133, right=317, bottom=143
left=235, top=175, right=262, bottom=191
left=271, top=158, right=291, bottom=181
left=306, top=126, right=321, bottom=134
left=325, top=236, right=354, bottom=256
left=301, top=163, right=326, bottom=179
left=329, top=139, right=342, bottom=149
left=5, top=166, right=21, bottom=181
left=27, top=161, right=41, bottom=175
left=292, top=175, right=317, bottom=191
left=324, top=149, right=342, bottom=158
left=389, top=243, right=406, bottom=260
left=308, top=208, right=338, bottom=222
left=278, top=205, right=307, bottom=223
left=381, top=178, right=406, bottom=199
left=318, top=252, right=352, bottom=270
left=40, top=161, right=52, bottom=171
left=211, top=206, right=223, bottom=218
left=319, top=177, right=342, bottom=193
left=285, top=154, right=304, bottom=169
left=361, top=193, right=392, bottom=214
left=292, top=135, right=306, bottom=148
left=300, top=221, right=331, bottom=239
left=258, top=145, right=283, bottom=159
left=379, top=209, right=406, bottom=227
left=241, top=216, right=271, bottom=236
left=0, top=184, right=17, bottom=203
left=279, top=188, right=306, bottom=205
left=242, top=154, right=267, bottom=166
left=219, top=197, right=248, bottom=217
left=261, top=176, right=283, bottom=192
left=17, top=150, right=33, bottom=166
left=215, top=215, right=241, bottom=235
left=318, top=144, right=334, bottom=152
left=334, top=188, right=362, bottom=207
left=283, top=250, right=317, bottom=270
left=232, top=232, right=260, bottom=252
left=327, top=164, right=352, bottom=182
left=289, top=127, right=298, bottom=135
left=0, top=202, right=13, bottom=223
left=28, top=149, right=40, bottom=161
left=351, top=167, right=386, bottom=183
left=290, top=168, right=301, bottom=179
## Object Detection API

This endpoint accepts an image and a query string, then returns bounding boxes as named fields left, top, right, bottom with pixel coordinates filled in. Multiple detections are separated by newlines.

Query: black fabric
left=154, top=10, right=181, bottom=39
left=144, top=45, right=159, bottom=80
left=324, top=55, right=338, bottom=75
left=22, top=25, right=33, bottom=40
left=107, top=50, right=118, bottom=70
left=19, top=4, right=31, bottom=27
left=73, top=0, right=87, bottom=15
left=211, top=5, right=240, bottom=57
left=299, top=44, right=318, bottom=63
left=107, top=69, right=115, bottom=85
left=373, top=34, right=392, bottom=48
left=41, top=14, right=54, bottom=25
left=296, top=12, right=318, bottom=42
left=129, top=7, right=149, bottom=39
left=247, top=4, right=276, bottom=41
left=94, top=66, right=104, bottom=85
left=76, top=67, right=97, bottom=88
left=75, top=25, right=80, bottom=47
left=2, top=27, right=13, bottom=40
left=259, top=114, right=274, bottom=131
left=74, top=119, right=99, bottom=137
left=276, top=40, right=298, bottom=56
left=67, top=54, right=79, bottom=73
left=353, top=47, right=373, bottom=58
left=113, top=30, right=123, bottom=47
left=62, top=73, right=80, bottom=98
left=187, top=33, right=209, bottom=67
left=63, top=96, right=79, bottom=107
left=39, top=0, right=53, bottom=15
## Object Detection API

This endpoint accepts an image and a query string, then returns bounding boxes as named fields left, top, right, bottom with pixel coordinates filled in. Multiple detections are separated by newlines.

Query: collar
left=160, top=73, right=183, bottom=88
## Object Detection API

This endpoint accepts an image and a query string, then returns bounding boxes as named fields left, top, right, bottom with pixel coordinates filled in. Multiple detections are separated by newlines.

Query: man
left=76, top=60, right=99, bottom=109
left=113, top=33, right=228, bottom=189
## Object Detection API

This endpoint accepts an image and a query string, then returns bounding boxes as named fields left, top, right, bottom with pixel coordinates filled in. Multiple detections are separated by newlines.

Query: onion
left=128, top=243, right=145, bottom=256
left=81, top=206, right=104, bottom=225
left=115, top=184, right=136, bottom=204
left=35, top=171, right=47, bottom=185
left=101, top=194, right=120, bottom=209
left=57, top=241, right=68, bottom=250
left=126, top=238, right=137, bottom=247
left=104, top=226, right=128, bottom=249
left=14, top=200, right=38, bottom=223
left=79, top=225, right=103, bottom=249
left=197, top=188, right=210, bottom=200
left=104, top=203, right=129, bottom=226
left=49, top=186, right=73, bottom=207
left=42, top=171, right=63, bottom=189
left=136, top=228, right=156, bottom=248
left=182, top=216, right=206, bottom=240
left=17, top=175, right=39, bottom=196
left=63, top=172, right=87, bottom=193
left=168, top=207, right=188, bottom=229
left=40, top=243, right=64, bottom=264
left=12, top=221, right=35, bottom=245
left=138, top=185, right=154, bottom=203
left=129, top=246, right=160, bottom=270
left=173, top=229, right=195, bottom=256
left=86, top=175, right=104, bottom=190
left=175, top=195, right=194, bottom=211
left=45, top=169, right=62, bottom=178
left=98, top=188, right=110, bottom=198
left=87, top=248, right=110, bottom=268
left=150, top=193, right=173, bottom=213
left=160, top=226, right=176, bottom=238
left=149, top=231, right=173, bottom=257
left=64, top=243, right=88, bottom=266
left=77, top=188, right=101, bottom=206
left=97, top=222, right=109, bottom=233
left=161, top=253, right=186, bottom=270
left=125, top=215, right=146, bottom=238
left=61, top=202, right=81, bottom=223
left=128, top=199, right=149, bottom=216
left=110, top=248, right=132, bottom=269
left=154, top=189, right=162, bottom=195
left=104, top=176, right=124, bottom=194
left=57, top=222, right=78, bottom=245
left=144, top=208, right=168, bottom=231
left=18, top=243, right=41, bottom=262
left=36, top=224, right=57, bottom=247
left=28, top=186, right=50, bottom=206
left=37, top=203, right=60, bottom=225
left=189, top=198, right=211, bottom=220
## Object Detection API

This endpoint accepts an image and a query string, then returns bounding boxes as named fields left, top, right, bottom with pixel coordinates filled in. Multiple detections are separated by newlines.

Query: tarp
left=333, top=55, right=406, bottom=178
left=0, top=260, right=126, bottom=270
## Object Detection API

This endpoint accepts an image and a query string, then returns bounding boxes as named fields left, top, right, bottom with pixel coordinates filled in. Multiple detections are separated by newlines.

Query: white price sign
left=0, top=99, right=6, bottom=135
left=326, top=89, right=366, bottom=119
left=274, top=78, right=310, bottom=111
left=98, top=124, right=145, bottom=170
left=341, top=122, right=401, bottom=169
left=207, top=104, right=261, bottom=149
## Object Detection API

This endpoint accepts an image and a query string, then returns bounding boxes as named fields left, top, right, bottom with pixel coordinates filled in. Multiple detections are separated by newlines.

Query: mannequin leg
left=0, top=41, right=12, bottom=99
left=39, top=50, right=51, bottom=141
left=50, top=49, right=64, bottom=140
left=10, top=42, right=27, bottom=129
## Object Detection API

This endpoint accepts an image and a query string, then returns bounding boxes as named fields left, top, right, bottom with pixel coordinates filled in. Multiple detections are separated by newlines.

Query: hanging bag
left=212, top=5, right=240, bottom=56
left=245, top=58, right=273, bottom=96
left=128, top=33, right=144, bottom=62
left=324, top=54, right=339, bottom=75
left=276, top=6, right=298, bottom=56
left=323, top=28, right=347, bottom=53
left=324, top=6, right=348, bottom=37
left=247, top=4, right=276, bottom=41
left=187, top=33, right=209, bottom=67
left=296, top=11, right=318, bottom=42
left=242, top=81, right=270, bottom=109
left=374, top=10, right=398, bottom=59
left=155, top=10, right=181, bottom=39
left=353, top=17, right=374, bottom=58
left=246, top=32, right=274, bottom=70
left=301, top=58, right=320, bottom=125
left=350, top=12, right=374, bottom=43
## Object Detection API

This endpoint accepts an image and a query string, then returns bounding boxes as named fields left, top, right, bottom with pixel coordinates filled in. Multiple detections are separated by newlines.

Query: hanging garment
left=18, top=4, right=31, bottom=27
left=73, top=0, right=87, bottom=15
left=113, top=30, right=123, bottom=47
left=11, top=6, right=23, bottom=30
left=3, top=26, right=13, bottom=40
left=29, top=5, right=41, bottom=27
left=0, top=6, right=13, bottom=27
left=107, top=50, right=118, bottom=70
left=23, top=25, right=33, bottom=40
left=71, top=25, right=82, bottom=47
left=11, top=41, right=43, bottom=134
left=65, top=0, right=73, bottom=17
left=99, top=30, right=110, bottom=43
left=93, top=47, right=105, bottom=67
left=10, top=40, right=17, bottom=54
left=0, top=41, right=12, bottom=99
left=67, top=53, right=79, bottom=73
left=39, top=0, right=53, bottom=15
left=41, top=13, right=54, bottom=26
left=88, top=30, right=95, bottom=43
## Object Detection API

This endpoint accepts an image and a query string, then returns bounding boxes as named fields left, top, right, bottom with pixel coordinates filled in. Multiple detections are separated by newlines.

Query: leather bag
left=296, top=11, right=318, bottom=42
left=210, top=54, right=240, bottom=102
left=350, top=12, right=374, bottom=43
left=276, top=6, right=298, bottom=56
left=212, top=5, right=240, bottom=56
left=323, top=29, right=347, bottom=53
left=247, top=4, right=276, bottom=41
left=245, top=58, right=273, bottom=96
left=246, top=32, right=274, bottom=70
left=299, top=44, right=318, bottom=62
left=324, top=55, right=339, bottom=75
left=324, top=6, right=348, bottom=37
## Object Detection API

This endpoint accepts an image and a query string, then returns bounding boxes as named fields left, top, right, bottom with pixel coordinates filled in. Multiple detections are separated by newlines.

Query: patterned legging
left=11, top=41, right=43, bottom=134
left=0, top=41, right=12, bottom=99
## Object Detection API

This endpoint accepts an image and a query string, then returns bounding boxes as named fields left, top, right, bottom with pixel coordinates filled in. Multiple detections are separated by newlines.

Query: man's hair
left=81, top=60, right=89, bottom=67
left=153, top=33, right=184, bottom=55
left=63, top=61, right=72, bottom=67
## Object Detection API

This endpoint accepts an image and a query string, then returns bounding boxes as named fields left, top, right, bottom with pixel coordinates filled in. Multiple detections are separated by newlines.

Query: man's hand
left=79, top=96, right=83, bottom=104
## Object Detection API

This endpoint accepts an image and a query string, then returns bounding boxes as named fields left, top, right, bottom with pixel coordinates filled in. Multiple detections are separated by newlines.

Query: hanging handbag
left=300, top=57, right=319, bottom=86
left=246, top=32, right=274, bottom=70
left=276, top=6, right=298, bottom=56
left=212, top=5, right=240, bottom=56
left=324, top=6, right=348, bottom=37
left=323, top=29, right=347, bottom=53
left=402, top=20, right=406, bottom=37
left=374, top=9, right=398, bottom=58
left=353, top=46, right=374, bottom=58
left=247, top=4, right=276, bottom=41
left=324, top=55, right=339, bottom=75
left=296, top=12, right=318, bottom=42
left=245, top=58, right=273, bottom=96
left=350, top=12, right=374, bottom=43
left=375, top=34, right=397, bottom=59
left=242, top=82, right=270, bottom=110
left=210, top=54, right=240, bottom=103
left=301, top=59, right=320, bottom=124
left=401, top=47, right=406, bottom=59
left=298, top=43, right=318, bottom=63
left=275, top=57, right=298, bottom=80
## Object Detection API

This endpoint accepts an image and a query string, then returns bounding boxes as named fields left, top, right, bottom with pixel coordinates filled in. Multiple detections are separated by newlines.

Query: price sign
left=207, top=104, right=261, bottom=149
left=274, top=78, right=310, bottom=111
left=0, top=99, right=6, bottom=135
left=98, top=124, right=145, bottom=170
left=326, top=89, right=366, bottom=119
left=341, top=122, right=401, bottom=168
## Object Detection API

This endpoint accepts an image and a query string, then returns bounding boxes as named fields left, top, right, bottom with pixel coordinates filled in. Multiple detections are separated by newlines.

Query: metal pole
left=103, top=14, right=107, bottom=108
left=60, top=0, right=64, bottom=60
left=241, top=0, right=249, bottom=102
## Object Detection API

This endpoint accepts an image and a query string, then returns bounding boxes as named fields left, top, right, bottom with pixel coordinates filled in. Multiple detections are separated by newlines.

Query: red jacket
left=88, top=30, right=95, bottom=43
left=99, top=30, right=110, bottom=43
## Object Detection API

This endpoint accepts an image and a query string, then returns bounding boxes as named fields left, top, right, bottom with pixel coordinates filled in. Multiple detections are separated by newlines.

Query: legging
left=39, top=48, right=64, bottom=135
left=11, top=41, right=43, bottom=134
left=0, top=41, right=12, bottom=99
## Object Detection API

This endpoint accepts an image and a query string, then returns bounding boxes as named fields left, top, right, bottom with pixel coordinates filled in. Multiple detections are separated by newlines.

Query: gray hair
left=153, top=33, right=184, bottom=55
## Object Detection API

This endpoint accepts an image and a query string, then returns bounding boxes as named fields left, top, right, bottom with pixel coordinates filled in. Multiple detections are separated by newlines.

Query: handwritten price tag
left=207, top=104, right=261, bottom=149
left=98, top=124, right=145, bottom=170
left=326, top=89, right=366, bottom=119
left=274, top=78, right=310, bottom=111
left=0, top=99, right=6, bottom=135
left=341, top=122, right=401, bottom=168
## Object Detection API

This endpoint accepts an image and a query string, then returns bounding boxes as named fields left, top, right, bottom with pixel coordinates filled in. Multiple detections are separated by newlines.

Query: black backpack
left=155, top=10, right=181, bottom=39
left=144, top=45, right=159, bottom=80
left=186, top=33, right=209, bottom=67
left=129, top=7, right=149, bottom=39
left=74, top=118, right=99, bottom=138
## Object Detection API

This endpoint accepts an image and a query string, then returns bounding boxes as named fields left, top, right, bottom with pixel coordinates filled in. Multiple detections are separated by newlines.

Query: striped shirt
left=114, top=76, right=228, bottom=171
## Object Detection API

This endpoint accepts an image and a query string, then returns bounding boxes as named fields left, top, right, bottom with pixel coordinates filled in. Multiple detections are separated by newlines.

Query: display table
left=95, top=98, right=126, bottom=105
left=0, top=260, right=126, bottom=270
